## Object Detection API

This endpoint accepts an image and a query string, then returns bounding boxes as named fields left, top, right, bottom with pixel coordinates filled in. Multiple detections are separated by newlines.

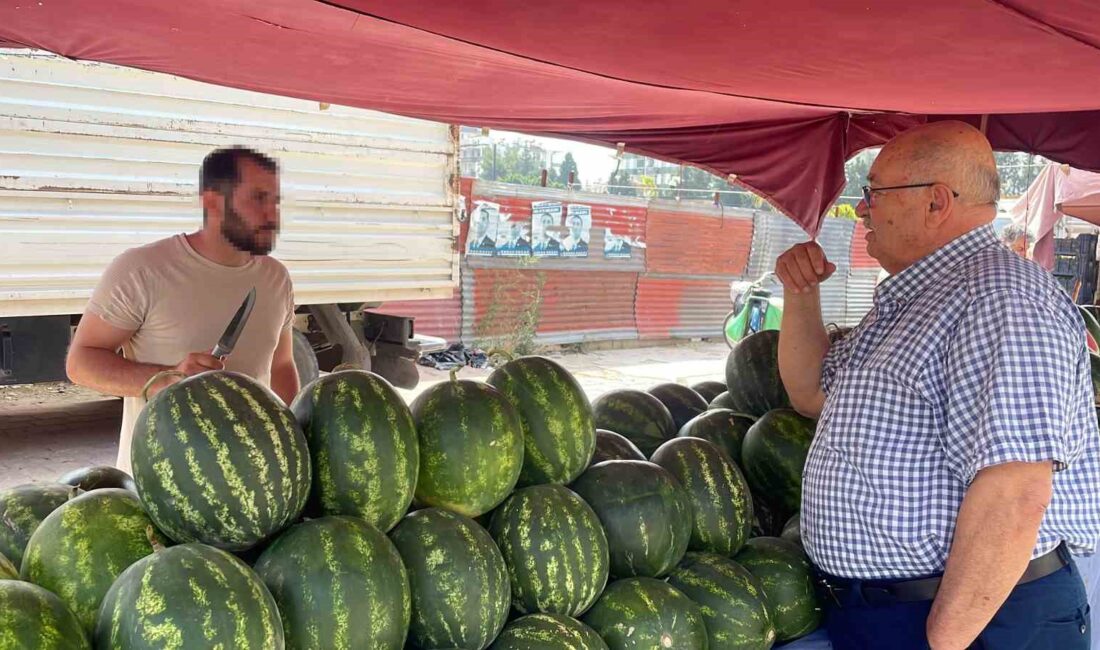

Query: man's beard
left=221, top=201, right=275, bottom=256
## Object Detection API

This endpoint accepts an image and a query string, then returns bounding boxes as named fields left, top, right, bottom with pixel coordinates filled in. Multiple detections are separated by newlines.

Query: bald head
left=880, top=121, right=1000, bottom=207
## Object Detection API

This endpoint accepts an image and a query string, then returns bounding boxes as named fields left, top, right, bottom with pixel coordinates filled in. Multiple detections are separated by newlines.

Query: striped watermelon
left=591, top=390, right=676, bottom=456
left=750, top=497, right=783, bottom=539
left=95, top=543, right=283, bottom=649
left=647, top=383, right=709, bottom=431
left=781, top=514, right=802, bottom=547
left=1090, top=353, right=1100, bottom=404
left=0, top=551, right=16, bottom=580
left=20, top=489, right=168, bottom=634
left=582, top=577, right=708, bottom=650
left=724, top=330, right=791, bottom=417
left=490, top=613, right=609, bottom=650
left=570, top=460, right=692, bottom=579
left=255, top=516, right=410, bottom=649
left=409, top=377, right=524, bottom=517
left=0, top=580, right=89, bottom=650
left=291, top=370, right=417, bottom=532
left=668, top=552, right=776, bottom=650
left=691, top=381, right=727, bottom=404
left=741, top=409, right=816, bottom=520
left=0, top=483, right=79, bottom=568
left=734, top=537, right=822, bottom=642
left=591, top=429, right=647, bottom=465
left=131, top=371, right=311, bottom=550
left=709, top=391, right=737, bottom=410
left=486, top=356, right=596, bottom=486
left=489, top=484, right=609, bottom=616
left=677, top=409, right=755, bottom=467
left=651, top=437, right=753, bottom=556
left=390, top=508, right=509, bottom=650
left=57, top=466, right=136, bottom=494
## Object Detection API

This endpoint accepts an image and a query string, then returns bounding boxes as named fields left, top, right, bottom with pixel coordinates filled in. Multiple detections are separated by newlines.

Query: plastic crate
left=1055, top=234, right=1098, bottom=258
left=1055, top=254, right=1081, bottom=277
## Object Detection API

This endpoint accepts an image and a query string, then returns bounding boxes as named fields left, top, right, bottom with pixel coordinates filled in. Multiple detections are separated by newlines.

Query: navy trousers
left=825, top=558, right=1090, bottom=649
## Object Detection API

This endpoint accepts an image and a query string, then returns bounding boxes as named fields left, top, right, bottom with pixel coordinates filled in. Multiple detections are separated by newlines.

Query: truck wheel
left=292, top=328, right=320, bottom=387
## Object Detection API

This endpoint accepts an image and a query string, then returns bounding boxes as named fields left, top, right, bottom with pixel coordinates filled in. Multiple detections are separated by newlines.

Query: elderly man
left=776, top=121, right=1100, bottom=649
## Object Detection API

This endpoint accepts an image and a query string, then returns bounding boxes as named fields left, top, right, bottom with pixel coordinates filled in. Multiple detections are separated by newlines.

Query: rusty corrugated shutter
left=369, top=293, right=462, bottom=341
left=645, top=201, right=754, bottom=276
left=637, top=275, right=731, bottom=340
left=850, top=222, right=878, bottom=268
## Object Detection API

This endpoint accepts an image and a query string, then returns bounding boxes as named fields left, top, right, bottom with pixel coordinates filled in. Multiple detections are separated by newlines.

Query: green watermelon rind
left=0, top=580, right=89, bottom=650
left=676, top=408, right=756, bottom=468
left=591, top=429, right=647, bottom=465
left=724, top=330, right=792, bottom=417
left=132, top=371, right=311, bottom=550
left=581, top=577, right=709, bottom=650
left=390, top=508, right=509, bottom=650
left=735, top=537, right=823, bottom=642
left=489, top=485, right=609, bottom=617
left=20, top=489, right=168, bottom=635
left=740, top=408, right=816, bottom=520
left=489, top=613, right=608, bottom=650
left=651, top=437, right=753, bottom=557
left=668, top=552, right=777, bottom=650
left=410, top=379, right=524, bottom=517
left=292, top=370, right=418, bottom=532
left=0, top=483, right=80, bottom=568
left=254, top=516, right=411, bottom=650
left=487, top=357, right=597, bottom=487
left=647, top=383, right=709, bottom=432
left=591, top=389, right=676, bottom=457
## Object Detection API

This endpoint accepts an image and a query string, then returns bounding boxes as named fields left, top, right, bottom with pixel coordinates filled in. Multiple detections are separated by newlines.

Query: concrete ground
left=0, top=341, right=728, bottom=489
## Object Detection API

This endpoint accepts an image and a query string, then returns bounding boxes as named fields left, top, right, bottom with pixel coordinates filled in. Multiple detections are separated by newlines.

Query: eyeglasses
left=861, top=183, right=959, bottom=208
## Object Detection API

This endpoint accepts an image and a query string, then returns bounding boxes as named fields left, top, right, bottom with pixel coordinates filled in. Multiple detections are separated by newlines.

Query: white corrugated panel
left=0, top=51, right=457, bottom=317
left=845, top=268, right=881, bottom=326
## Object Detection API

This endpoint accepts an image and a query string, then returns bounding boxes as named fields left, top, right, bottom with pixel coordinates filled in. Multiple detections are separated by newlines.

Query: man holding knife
left=66, top=146, right=299, bottom=473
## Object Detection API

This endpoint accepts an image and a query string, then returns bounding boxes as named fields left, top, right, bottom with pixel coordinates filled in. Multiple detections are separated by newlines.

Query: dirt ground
left=0, top=341, right=728, bottom=489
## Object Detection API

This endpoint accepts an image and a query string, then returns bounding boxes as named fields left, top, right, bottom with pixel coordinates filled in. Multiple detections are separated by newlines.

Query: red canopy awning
left=3, top=0, right=1100, bottom=234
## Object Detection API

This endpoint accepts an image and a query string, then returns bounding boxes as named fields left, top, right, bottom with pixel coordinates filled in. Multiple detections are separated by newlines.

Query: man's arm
left=269, top=326, right=300, bottom=405
left=774, top=242, right=836, bottom=418
left=926, top=461, right=1053, bottom=650
left=66, top=312, right=222, bottom=398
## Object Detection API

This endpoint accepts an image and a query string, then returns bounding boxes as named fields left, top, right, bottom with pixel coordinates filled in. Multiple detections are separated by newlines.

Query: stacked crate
left=1053, top=234, right=1099, bottom=304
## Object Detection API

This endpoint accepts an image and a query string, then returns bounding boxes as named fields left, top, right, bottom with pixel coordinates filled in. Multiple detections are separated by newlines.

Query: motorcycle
left=723, top=273, right=784, bottom=348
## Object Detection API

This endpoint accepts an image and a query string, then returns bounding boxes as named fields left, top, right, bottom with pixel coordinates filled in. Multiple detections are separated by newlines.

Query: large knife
left=212, top=287, right=256, bottom=360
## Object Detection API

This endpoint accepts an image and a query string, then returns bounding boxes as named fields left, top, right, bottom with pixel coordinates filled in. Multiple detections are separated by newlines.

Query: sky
left=491, top=130, right=622, bottom=186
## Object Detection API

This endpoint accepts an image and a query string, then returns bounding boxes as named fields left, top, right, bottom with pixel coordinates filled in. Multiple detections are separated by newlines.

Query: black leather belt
left=816, top=544, right=1070, bottom=606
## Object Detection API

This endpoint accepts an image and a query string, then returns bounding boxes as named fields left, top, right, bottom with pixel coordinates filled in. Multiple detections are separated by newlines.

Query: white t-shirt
left=86, top=234, right=294, bottom=472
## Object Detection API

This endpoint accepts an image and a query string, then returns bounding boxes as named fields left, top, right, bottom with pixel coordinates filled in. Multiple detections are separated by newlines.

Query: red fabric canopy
left=3, top=0, right=1100, bottom=234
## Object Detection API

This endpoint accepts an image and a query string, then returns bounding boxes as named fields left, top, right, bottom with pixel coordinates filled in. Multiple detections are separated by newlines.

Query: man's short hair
left=200, top=146, right=279, bottom=195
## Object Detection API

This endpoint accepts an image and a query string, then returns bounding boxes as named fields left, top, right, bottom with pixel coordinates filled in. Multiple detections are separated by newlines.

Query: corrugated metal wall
left=645, top=201, right=754, bottom=276
left=636, top=276, right=731, bottom=339
left=845, top=268, right=881, bottom=327
left=369, top=294, right=462, bottom=342
left=0, top=51, right=457, bottom=317
left=850, top=222, right=878, bottom=268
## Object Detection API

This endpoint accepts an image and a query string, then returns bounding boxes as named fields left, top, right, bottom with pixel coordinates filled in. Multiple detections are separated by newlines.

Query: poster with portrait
left=494, top=210, right=532, bottom=257
left=531, top=201, right=563, bottom=258
left=560, top=204, right=591, bottom=258
left=603, top=227, right=645, bottom=259
left=466, top=200, right=500, bottom=257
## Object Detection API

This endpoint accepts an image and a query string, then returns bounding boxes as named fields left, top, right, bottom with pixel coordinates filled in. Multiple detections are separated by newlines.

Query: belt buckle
left=816, top=575, right=844, bottom=608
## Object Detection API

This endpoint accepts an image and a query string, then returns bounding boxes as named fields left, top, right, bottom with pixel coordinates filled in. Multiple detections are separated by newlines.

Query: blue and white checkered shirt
left=803, top=224, right=1100, bottom=580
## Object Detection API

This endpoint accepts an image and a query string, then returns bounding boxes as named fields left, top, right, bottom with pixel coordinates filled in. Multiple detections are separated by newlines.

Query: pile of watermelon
left=0, top=330, right=823, bottom=649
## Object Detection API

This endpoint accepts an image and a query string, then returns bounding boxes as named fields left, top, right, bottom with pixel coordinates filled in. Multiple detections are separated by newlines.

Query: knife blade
left=211, top=287, right=256, bottom=360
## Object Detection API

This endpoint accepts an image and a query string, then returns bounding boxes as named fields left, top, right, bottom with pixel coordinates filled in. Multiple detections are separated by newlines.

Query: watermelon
left=57, top=466, right=136, bottom=493
left=1090, top=353, right=1100, bottom=405
left=741, top=409, right=816, bottom=520
left=95, top=543, right=283, bottom=649
left=486, top=356, right=596, bottom=486
left=409, top=377, right=524, bottom=517
left=570, top=460, right=692, bottom=579
left=582, top=577, right=708, bottom=650
left=734, top=537, right=822, bottom=642
left=591, top=390, right=676, bottom=456
left=20, top=489, right=168, bottom=634
left=254, top=516, right=410, bottom=650
left=291, top=369, right=417, bottom=532
left=647, top=383, right=709, bottom=431
left=780, top=514, right=802, bottom=547
left=750, top=497, right=782, bottom=539
left=709, top=391, right=737, bottom=410
left=490, top=613, right=608, bottom=650
left=691, top=381, right=727, bottom=404
left=591, top=429, right=647, bottom=465
left=667, top=552, right=776, bottom=650
left=0, top=551, right=17, bottom=580
left=0, top=580, right=89, bottom=650
left=651, top=438, right=753, bottom=556
left=0, top=483, right=79, bottom=568
left=489, top=485, right=609, bottom=616
left=724, top=330, right=791, bottom=417
left=677, top=409, right=755, bottom=467
left=132, top=371, right=311, bottom=550
left=390, top=508, right=509, bottom=650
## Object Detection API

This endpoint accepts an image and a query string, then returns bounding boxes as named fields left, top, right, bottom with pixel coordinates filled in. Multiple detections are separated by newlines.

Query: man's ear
left=200, top=189, right=223, bottom=223
left=926, top=183, right=954, bottom=228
